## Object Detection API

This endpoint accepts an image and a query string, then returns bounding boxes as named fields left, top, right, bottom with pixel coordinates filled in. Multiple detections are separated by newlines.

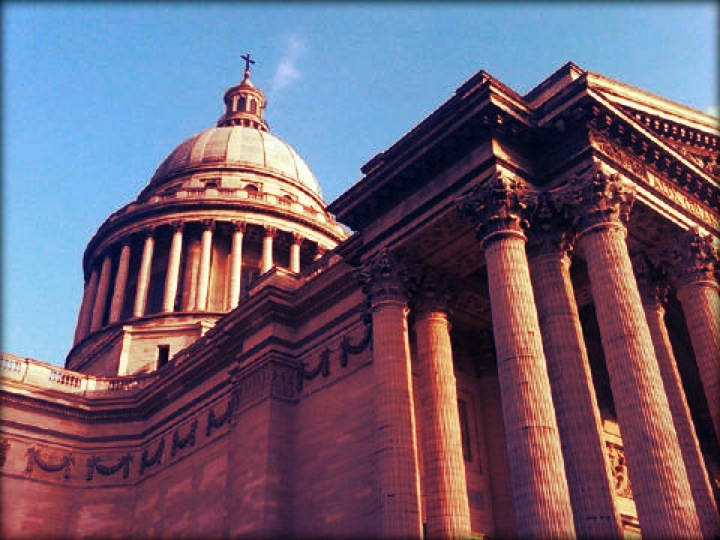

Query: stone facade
left=2, top=61, right=719, bottom=539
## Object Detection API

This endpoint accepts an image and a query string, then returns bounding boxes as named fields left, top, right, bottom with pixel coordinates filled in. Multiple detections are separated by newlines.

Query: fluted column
left=228, top=221, right=245, bottom=309
left=133, top=229, right=155, bottom=317
left=163, top=222, right=184, bottom=313
left=571, top=163, right=701, bottom=538
left=74, top=266, right=99, bottom=344
left=635, top=254, right=720, bottom=538
left=195, top=220, right=214, bottom=311
left=290, top=233, right=303, bottom=273
left=674, top=230, right=720, bottom=440
left=356, top=250, right=423, bottom=538
left=90, top=253, right=113, bottom=331
left=527, top=193, right=621, bottom=539
left=261, top=226, right=276, bottom=274
left=108, top=241, right=131, bottom=323
left=411, top=268, right=471, bottom=538
left=458, top=173, right=575, bottom=538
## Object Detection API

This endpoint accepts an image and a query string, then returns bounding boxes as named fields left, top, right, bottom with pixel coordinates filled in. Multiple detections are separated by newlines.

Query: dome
left=147, top=125, right=323, bottom=199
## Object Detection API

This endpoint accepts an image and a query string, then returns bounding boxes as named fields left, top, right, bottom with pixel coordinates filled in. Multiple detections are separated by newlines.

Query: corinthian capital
left=567, top=162, right=635, bottom=234
left=407, top=265, right=458, bottom=317
left=633, top=252, right=669, bottom=309
left=673, top=229, right=719, bottom=288
left=456, top=172, right=529, bottom=246
left=526, top=191, right=574, bottom=257
left=355, top=249, right=411, bottom=305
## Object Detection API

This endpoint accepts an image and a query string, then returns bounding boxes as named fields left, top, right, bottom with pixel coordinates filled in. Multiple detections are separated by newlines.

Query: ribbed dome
left=149, top=125, right=323, bottom=198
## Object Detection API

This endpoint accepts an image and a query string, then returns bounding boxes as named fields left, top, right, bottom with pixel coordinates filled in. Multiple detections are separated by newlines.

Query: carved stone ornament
left=673, top=229, right=719, bottom=288
left=565, top=162, right=635, bottom=234
left=25, top=447, right=75, bottom=480
left=633, top=252, right=669, bottom=309
left=355, top=249, right=411, bottom=304
left=139, top=438, right=165, bottom=475
left=525, top=191, right=575, bottom=257
left=407, top=265, right=458, bottom=317
left=606, top=442, right=633, bottom=499
left=86, top=453, right=133, bottom=481
left=456, top=172, right=529, bottom=245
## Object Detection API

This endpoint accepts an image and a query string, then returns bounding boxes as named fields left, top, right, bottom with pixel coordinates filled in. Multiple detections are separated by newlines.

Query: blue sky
left=3, top=3, right=717, bottom=366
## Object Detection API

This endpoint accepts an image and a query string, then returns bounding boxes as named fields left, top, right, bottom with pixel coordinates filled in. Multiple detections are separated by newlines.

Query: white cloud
left=270, top=34, right=305, bottom=95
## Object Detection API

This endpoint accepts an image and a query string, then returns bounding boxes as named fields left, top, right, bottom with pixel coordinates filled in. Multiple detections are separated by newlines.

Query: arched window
left=244, top=184, right=260, bottom=199
left=250, top=99, right=257, bottom=114
left=236, top=96, right=246, bottom=112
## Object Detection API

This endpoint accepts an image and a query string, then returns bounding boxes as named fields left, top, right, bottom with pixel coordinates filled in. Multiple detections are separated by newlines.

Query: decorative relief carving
left=673, top=229, right=719, bottom=288
left=563, top=161, right=635, bottom=234
left=171, top=419, right=198, bottom=457
left=606, top=442, right=633, bottom=499
left=25, top=447, right=75, bottom=480
left=407, top=265, right=458, bottom=316
left=206, top=401, right=234, bottom=437
left=526, top=191, right=574, bottom=257
left=355, top=249, right=411, bottom=304
left=632, top=252, right=670, bottom=308
left=139, top=438, right=165, bottom=475
left=86, top=453, right=133, bottom=481
left=456, top=172, right=529, bottom=244
left=297, top=321, right=373, bottom=391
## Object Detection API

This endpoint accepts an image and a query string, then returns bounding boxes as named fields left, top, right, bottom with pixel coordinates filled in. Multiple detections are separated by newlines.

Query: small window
left=157, top=345, right=170, bottom=368
left=236, top=96, right=246, bottom=112
left=250, top=99, right=257, bottom=114
left=244, top=184, right=260, bottom=198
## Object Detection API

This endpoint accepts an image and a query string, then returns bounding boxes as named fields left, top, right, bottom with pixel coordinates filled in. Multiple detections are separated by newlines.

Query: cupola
left=217, top=53, right=268, bottom=130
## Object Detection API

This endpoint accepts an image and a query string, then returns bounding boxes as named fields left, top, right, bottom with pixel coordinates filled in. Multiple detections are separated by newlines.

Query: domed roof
left=149, top=125, right=323, bottom=198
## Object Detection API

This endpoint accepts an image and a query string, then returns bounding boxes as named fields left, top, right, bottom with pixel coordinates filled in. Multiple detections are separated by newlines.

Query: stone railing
left=0, top=352, right=158, bottom=398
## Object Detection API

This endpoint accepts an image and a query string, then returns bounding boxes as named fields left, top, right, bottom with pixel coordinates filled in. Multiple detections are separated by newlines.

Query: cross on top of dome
left=218, top=52, right=268, bottom=130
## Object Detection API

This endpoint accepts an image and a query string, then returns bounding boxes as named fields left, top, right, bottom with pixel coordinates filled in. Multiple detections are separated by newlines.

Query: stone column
left=674, top=230, right=720, bottom=440
left=635, top=255, right=720, bottom=538
left=108, top=241, right=131, bottom=323
left=526, top=193, right=621, bottom=539
left=182, top=236, right=201, bottom=311
left=457, top=173, right=575, bottom=538
left=290, top=233, right=303, bottom=273
left=90, top=253, right=113, bottom=332
left=133, top=229, right=155, bottom=317
left=411, top=267, right=472, bottom=538
left=73, top=266, right=99, bottom=344
left=163, top=221, right=184, bottom=313
left=228, top=221, right=245, bottom=310
left=356, top=250, right=423, bottom=538
left=261, top=226, right=276, bottom=274
left=571, top=163, right=701, bottom=538
left=195, top=220, right=214, bottom=311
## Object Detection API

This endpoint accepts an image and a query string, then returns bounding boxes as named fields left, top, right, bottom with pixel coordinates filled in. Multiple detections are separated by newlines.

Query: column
left=73, top=266, right=99, bottom=344
left=356, top=250, right=423, bottom=538
left=675, top=230, right=720, bottom=440
left=195, top=220, right=214, bottom=311
left=163, top=221, right=184, bottom=313
left=635, top=255, right=720, bottom=538
left=290, top=233, right=303, bottom=273
left=90, top=253, right=113, bottom=331
left=261, top=226, right=276, bottom=273
left=527, top=193, right=621, bottom=539
left=457, top=173, right=575, bottom=538
left=412, top=267, right=472, bottom=538
left=133, top=229, right=155, bottom=317
left=228, top=221, right=245, bottom=309
left=108, top=241, right=131, bottom=323
left=182, top=235, right=201, bottom=311
left=571, top=163, right=701, bottom=537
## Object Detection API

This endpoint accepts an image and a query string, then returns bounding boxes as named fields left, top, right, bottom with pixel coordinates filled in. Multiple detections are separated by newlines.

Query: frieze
left=606, top=442, right=633, bottom=499
left=139, top=438, right=165, bottom=475
left=232, top=362, right=298, bottom=409
left=171, top=419, right=198, bottom=457
left=0, top=439, right=8, bottom=468
left=25, top=447, right=75, bottom=480
left=86, top=453, right=133, bottom=481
